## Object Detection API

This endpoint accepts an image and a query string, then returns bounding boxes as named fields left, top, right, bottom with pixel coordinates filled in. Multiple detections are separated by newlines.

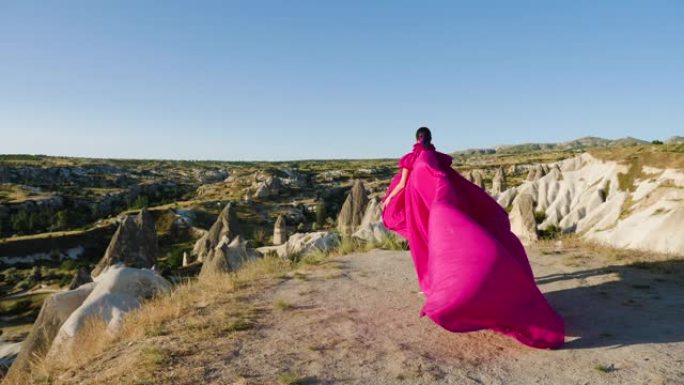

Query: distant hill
left=452, top=136, right=653, bottom=155
left=666, top=135, right=684, bottom=144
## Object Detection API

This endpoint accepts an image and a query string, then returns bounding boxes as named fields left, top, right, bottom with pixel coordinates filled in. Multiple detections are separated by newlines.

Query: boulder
left=257, top=232, right=339, bottom=259
left=509, top=193, right=538, bottom=243
left=337, top=180, right=369, bottom=235
left=273, top=215, right=287, bottom=245
left=48, top=266, right=171, bottom=356
left=91, top=208, right=158, bottom=277
left=4, top=282, right=96, bottom=378
left=192, top=202, right=240, bottom=263
left=199, top=236, right=259, bottom=277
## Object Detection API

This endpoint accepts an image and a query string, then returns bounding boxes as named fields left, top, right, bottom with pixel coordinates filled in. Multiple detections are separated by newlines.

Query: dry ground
left=17, top=243, right=684, bottom=385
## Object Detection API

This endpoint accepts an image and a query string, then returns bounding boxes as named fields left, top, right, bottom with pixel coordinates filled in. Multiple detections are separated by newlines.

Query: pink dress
left=382, top=142, right=565, bottom=349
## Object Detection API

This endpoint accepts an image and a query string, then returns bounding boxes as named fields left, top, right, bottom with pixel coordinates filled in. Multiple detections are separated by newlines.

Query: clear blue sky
left=1, top=1, right=682, bottom=161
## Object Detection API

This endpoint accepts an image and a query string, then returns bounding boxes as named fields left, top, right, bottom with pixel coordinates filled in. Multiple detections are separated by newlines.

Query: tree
left=55, top=210, right=70, bottom=229
left=11, top=210, right=31, bottom=232
left=130, top=195, right=149, bottom=210
left=315, top=201, right=328, bottom=228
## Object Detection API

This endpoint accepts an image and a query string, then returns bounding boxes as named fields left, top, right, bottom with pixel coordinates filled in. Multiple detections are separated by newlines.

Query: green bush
left=164, top=248, right=185, bottom=270
left=60, top=259, right=78, bottom=271
left=533, top=210, right=546, bottom=224
left=251, top=227, right=268, bottom=248
left=538, top=225, right=561, bottom=239
left=315, top=201, right=328, bottom=228
left=17, top=277, right=35, bottom=291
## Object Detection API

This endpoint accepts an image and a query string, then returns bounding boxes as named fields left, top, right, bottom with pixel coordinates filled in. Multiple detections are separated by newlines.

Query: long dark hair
left=416, top=127, right=432, bottom=147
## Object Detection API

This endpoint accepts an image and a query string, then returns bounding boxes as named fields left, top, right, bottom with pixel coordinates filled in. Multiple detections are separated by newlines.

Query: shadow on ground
left=537, top=259, right=684, bottom=349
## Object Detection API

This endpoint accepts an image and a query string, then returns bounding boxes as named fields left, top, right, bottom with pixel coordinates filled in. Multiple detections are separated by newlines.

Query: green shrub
left=315, top=201, right=328, bottom=228
left=533, top=210, right=546, bottom=224
left=380, top=235, right=408, bottom=251
left=337, top=236, right=362, bottom=255
left=251, top=227, right=268, bottom=248
left=60, top=259, right=78, bottom=271
left=538, top=225, right=561, bottom=239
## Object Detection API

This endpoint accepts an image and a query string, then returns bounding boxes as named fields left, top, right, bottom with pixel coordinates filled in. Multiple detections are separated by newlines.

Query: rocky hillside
left=1, top=137, right=682, bottom=382
left=453, top=135, right=653, bottom=155
left=498, top=150, right=684, bottom=255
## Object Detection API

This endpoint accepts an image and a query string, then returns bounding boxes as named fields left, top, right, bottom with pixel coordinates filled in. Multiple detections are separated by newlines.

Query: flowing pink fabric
left=382, top=143, right=565, bottom=349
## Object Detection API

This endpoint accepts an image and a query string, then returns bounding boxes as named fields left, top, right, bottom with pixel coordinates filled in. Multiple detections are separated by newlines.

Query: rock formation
left=91, top=208, right=158, bottom=277
left=491, top=167, right=506, bottom=195
left=526, top=164, right=547, bottom=181
left=497, top=153, right=684, bottom=254
left=257, top=232, right=340, bottom=259
left=199, top=236, right=259, bottom=277
left=337, top=180, right=369, bottom=235
left=252, top=176, right=281, bottom=199
left=509, top=193, right=538, bottom=243
left=471, top=170, right=485, bottom=189
left=195, top=169, right=229, bottom=184
left=273, top=214, right=287, bottom=245
left=192, top=202, right=239, bottom=263
left=47, top=266, right=171, bottom=356
left=352, top=197, right=392, bottom=244
left=5, top=282, right=96, bottom=378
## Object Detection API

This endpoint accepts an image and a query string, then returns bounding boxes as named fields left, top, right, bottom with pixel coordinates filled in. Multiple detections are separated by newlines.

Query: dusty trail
left=54, top=246, right=684, bottom=385
left=200, top=247, right=684, bottom=384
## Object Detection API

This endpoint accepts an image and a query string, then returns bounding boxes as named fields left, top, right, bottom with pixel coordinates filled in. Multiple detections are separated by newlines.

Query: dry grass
left=4, top=255, right=293, bottom=385
left=6, top=236, right=401, bottom=384
left=536, top=233, right=684, bottom=273
left=589, top=145, right=684, bottom=171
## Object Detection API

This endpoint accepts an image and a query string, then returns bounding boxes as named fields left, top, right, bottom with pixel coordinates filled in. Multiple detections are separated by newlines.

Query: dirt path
left=203, top=247, right=684, bottom=385
left=52, top=246, right=684, bottom=385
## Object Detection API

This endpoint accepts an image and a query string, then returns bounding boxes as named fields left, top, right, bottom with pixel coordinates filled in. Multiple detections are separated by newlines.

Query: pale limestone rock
left=273, top=215, right=287, bottom=245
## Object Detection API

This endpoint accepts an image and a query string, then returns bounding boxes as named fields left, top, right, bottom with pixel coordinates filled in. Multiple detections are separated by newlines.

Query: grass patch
left=277, top=371, right=305, bottom=385
left=593, top=363, right=616, bottom=373
left=337, top=236, right=363, bottom=255
left=223, top=318, right=254, bottom=333
left=298, top=248, right=329, bottom=266
left=139, top=346, right=169, bottom=367
left=274, top=299, right=293, bottom=311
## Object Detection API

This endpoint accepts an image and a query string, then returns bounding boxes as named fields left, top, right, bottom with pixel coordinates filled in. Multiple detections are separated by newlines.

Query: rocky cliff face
left=497, top=153, right=684, bottom=254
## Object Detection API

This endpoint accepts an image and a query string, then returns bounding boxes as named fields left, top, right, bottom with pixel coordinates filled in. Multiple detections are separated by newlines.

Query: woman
left=382, top=127, right=565, bottom=349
